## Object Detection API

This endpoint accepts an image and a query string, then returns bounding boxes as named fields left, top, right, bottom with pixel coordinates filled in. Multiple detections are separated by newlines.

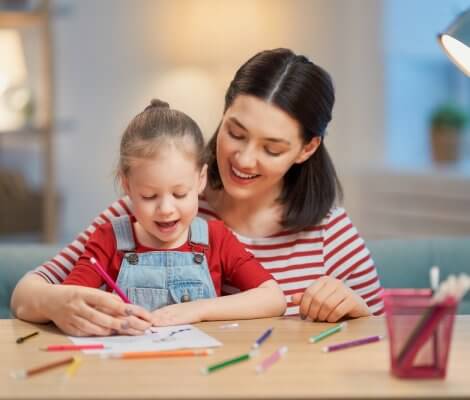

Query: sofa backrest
left=368, top=237, right=470, bottom=314
left=1, top=238, right=469, bottom=318
left=0, top=244, right=62, bottom=318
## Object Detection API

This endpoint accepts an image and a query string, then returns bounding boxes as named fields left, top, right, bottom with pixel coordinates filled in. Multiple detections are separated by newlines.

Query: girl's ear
left=120, top=173, right=131, bottom=195
left=198, top=164, right=208, bottom=194
left=295, top=136, right=321, bottom=164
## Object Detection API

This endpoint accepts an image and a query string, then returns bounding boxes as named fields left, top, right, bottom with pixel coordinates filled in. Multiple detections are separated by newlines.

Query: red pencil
left=40, top=344, right=105, bottom=351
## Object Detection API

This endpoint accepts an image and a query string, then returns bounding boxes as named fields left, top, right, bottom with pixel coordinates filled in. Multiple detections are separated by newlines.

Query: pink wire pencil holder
left=382, top=289, right=457, bottom=379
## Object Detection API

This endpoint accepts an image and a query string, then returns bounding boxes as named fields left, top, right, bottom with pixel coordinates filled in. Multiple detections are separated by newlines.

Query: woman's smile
left=230, top=163, right=261, bottom=184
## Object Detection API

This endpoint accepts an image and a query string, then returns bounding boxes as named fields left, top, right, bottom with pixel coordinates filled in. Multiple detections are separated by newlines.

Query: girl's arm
left=151, top=279, right=286, bottom=326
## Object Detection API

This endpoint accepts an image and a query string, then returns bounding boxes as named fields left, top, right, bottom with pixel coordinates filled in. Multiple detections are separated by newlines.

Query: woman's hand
left=49, top=285, right=153, bottom=336
left=12, top=275, right=152, bottom=336
left=291, top=276, right=370, bottom=322
left=151, top=302, right=204, bottom=327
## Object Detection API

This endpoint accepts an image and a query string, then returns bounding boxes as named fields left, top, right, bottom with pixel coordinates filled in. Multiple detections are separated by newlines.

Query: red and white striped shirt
left=34, top=197, right=384, bottom=316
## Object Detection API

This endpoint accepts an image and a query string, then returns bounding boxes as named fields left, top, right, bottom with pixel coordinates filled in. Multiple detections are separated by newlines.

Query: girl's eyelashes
left=141, top=193, right=188, bottom=200
left=141, top=194, right=156, bottom=200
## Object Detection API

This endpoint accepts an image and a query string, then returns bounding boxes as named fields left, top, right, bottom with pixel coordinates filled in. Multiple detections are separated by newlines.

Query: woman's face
left=216, top=94, right=320, bottom=201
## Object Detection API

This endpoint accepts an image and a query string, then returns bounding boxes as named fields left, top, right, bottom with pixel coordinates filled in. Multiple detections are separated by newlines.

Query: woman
left=11, top=48, right=383, bottom=336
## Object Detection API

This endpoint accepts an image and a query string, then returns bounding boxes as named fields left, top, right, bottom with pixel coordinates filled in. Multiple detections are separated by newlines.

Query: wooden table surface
left=2, top=316, right=470, bottom=400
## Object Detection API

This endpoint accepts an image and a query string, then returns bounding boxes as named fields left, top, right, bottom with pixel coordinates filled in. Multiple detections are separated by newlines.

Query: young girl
left=62, top=99, right=286, bottom=329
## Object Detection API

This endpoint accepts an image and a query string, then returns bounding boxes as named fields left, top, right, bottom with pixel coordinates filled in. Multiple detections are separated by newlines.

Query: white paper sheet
left=68, top=324, right=222, bottom=354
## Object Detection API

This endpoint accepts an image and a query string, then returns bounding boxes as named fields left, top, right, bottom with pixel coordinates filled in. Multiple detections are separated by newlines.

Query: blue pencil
left=252, top=327, right=273, bottom=349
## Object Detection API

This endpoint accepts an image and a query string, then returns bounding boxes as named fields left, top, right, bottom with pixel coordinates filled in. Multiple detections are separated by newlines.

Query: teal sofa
left=1, top=238, right=469, bottom=318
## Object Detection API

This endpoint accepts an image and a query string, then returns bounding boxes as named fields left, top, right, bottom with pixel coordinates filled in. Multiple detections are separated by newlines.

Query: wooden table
left=2, top=316, right=470, bottom=399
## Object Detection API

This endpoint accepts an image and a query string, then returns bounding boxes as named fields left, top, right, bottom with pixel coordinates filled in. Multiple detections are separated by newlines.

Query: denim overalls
left=111, top=215, right=217, bottom=311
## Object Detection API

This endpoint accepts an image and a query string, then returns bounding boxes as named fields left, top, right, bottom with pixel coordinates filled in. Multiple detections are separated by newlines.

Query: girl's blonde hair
left=118, top=99, right=205, bottom=178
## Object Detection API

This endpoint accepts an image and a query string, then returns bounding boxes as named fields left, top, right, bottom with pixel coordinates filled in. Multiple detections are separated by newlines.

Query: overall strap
left=111, top=215, right=136, bottom=251
left=189, top=217, right=209, bottom=249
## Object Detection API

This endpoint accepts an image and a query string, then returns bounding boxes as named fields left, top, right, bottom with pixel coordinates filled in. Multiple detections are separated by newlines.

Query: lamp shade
left=438, top=8, right=470, bottom=76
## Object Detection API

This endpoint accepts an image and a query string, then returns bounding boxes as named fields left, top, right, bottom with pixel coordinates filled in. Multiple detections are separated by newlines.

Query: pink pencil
left=90, top=257, right=131, bottom=304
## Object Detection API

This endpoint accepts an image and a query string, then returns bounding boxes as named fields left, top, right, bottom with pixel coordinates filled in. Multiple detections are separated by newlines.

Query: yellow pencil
left=64, top=356, right=82, bottom=378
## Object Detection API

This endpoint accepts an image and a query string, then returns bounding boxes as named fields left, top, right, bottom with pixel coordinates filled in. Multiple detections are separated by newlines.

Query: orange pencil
left=11, top=356, right=75, bottom=379
left=106, top=348, right=214, bottom=360
left=40, top=344, right=105, bottom=351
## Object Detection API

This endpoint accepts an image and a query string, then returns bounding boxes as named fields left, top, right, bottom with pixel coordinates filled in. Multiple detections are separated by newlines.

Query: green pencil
left=309, top=322, right=347, bottom=343
left=202, top=350, right=257, bottom=374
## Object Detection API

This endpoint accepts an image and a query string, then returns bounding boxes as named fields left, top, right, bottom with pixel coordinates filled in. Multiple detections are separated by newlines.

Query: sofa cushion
left=0, top=244, right=62, bottom=318
left=368, top=237, right=470, bottom=314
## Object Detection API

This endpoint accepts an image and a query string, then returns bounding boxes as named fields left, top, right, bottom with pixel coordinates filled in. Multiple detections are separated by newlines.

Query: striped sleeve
left=33, top=197, right=133, bottom=283
left=323, top=207, right=384, bottom=315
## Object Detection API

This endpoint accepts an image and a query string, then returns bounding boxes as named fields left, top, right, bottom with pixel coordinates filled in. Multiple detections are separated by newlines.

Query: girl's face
left=216, top=94, right=320, bottom=202
left=122, top=142, right=207, bottom=249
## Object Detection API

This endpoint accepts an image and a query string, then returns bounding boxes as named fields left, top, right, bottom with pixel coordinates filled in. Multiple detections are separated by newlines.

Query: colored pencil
left=90, top=257, right=131, bottom=303
left=16, top=331, right=39, bottom=344
left=252, top=327, right=273, bottom=349
left=322, top=335, right=384, bottom=352
left=106, top=348, right=214, bottom=360
left=309, top=322, right=347, bottom=343
left=430, top=266, right=440, bottom=368
left=202, top=350, right=257, bottom=374
left=11, top=356, right=75, bottom=379
left=40, top=344, right=105, bottom=351
left=256, top=346, right=288, bottom=374
left=64, top=356, right=82, bottom=379
left=219, top=323, right=239, bottom=329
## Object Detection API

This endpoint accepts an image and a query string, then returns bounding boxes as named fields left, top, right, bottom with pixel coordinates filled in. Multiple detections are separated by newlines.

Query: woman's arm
left=11, top=273, right=152, bottom=336
left=291, top=207, right=383, bottom=322
left=10, top=197, right=153, bottom=336
left=291, top=276, right=370, bottom=322
left=151, top=279, right=286, bottom=326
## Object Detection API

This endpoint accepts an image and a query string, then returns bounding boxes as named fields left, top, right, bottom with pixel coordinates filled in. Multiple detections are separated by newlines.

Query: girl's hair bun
left=144, top=98, right=170, bottom=111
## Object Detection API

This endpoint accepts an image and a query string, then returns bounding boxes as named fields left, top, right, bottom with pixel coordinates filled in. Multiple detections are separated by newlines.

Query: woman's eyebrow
left=228, top=117, right=247, bottom=131
left=228, top=117, right=290, bottom=145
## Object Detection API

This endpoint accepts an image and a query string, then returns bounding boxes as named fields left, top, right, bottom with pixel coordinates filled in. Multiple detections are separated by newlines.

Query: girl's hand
left=151, top=302, right=204, bottom=326
left=291, top=276, right=370, bottom=322
left=42, top=284, right=151, bottom=336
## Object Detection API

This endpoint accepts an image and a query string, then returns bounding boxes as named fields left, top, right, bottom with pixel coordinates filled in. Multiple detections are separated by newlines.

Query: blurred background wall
left=1, top=0, right=470, bottom=243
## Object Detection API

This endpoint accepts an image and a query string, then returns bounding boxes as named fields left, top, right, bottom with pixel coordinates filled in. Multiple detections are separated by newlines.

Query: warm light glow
left=158, top=1, right=286, bottom=66
left=0, top=29, right=27, bottom=93
left=440, top=34, right=470, bottom=76
left=0, top=29, right=28, bottom=130
left=153, top=68, right=222, bottom=140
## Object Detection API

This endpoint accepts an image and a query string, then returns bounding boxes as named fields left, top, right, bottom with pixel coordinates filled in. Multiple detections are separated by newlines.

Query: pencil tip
left=10, top=370, right=26, bottom=379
